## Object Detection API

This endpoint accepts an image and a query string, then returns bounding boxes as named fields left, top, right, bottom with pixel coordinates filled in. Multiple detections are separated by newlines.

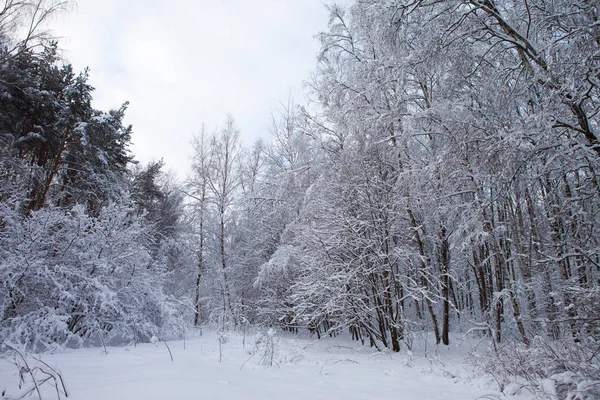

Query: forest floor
left=0, top=329, right=535, bottom=400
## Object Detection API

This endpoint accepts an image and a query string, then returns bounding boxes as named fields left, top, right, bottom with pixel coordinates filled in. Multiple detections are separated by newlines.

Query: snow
left=0, top=330, right=535, bottom=400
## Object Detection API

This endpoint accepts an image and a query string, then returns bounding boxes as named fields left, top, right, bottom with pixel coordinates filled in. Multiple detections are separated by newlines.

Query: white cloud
left=51, top=0, right=353, bottom=178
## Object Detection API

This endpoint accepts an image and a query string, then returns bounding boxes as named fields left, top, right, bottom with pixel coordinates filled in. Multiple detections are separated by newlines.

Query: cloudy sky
left=51, top=0, right=348, bottom=178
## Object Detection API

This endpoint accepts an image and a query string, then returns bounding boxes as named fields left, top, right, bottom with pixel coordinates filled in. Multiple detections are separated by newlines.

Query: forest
left=1, top=0, right=599, bottom=398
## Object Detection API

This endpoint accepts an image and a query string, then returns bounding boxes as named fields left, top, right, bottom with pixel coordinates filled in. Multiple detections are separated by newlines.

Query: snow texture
left=0, top=330, right=535, bottom=400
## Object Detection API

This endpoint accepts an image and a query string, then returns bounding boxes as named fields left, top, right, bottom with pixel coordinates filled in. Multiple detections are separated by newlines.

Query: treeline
left=187, top=0, right=600, bottom=356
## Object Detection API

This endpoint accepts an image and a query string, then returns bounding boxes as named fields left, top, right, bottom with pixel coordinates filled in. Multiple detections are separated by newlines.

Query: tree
left=0, top=0, right=70, bottom=58
left=207, top=116, right=242, bottom=327
left=187, top=126, right=212, bottom=326
left=187, top=117, right=244, bottom=328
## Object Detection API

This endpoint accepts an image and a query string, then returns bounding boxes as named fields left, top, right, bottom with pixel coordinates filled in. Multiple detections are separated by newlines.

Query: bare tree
left=207, top=116, right=242, bottom=328
left=0, top=0, right=71, bottom=57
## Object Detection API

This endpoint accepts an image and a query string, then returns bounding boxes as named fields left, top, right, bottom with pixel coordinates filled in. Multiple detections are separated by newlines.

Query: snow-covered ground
left=0, top=329, right=534, bottom=400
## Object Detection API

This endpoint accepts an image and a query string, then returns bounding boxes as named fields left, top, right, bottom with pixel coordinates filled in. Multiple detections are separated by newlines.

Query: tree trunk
left=440, top=226, right=450, bottom=345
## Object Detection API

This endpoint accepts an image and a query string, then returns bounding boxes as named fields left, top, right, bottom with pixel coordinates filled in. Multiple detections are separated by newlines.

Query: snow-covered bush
left=254, top=328, right=277, bottom=367
left=0, top=202, right=170, bottom=351
left=470, top=337, right=600, bottom=399
left=247, top=329, right=304, bottom=368
left=254, top=244, right=300, bottom=329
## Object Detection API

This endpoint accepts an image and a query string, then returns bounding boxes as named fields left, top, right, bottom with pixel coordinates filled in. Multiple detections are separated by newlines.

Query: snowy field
left=0, top=330, right=534, bottom=400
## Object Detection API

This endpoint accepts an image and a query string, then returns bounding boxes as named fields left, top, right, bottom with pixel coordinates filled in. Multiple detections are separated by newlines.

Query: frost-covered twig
left=319, top=358, right=358, bottom=375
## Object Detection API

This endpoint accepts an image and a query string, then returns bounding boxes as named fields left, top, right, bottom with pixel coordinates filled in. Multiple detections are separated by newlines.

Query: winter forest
left=1, top=0, right=600, bottom=399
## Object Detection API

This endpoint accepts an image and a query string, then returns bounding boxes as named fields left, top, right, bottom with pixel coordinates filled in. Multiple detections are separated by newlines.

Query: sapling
left=260, top=328, right=276, bottom=367
left=217, top=331, right=229, bottom=363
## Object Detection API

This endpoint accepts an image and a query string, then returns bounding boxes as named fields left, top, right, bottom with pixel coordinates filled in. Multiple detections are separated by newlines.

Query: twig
left=162, top=339, right=174, bottom=362
left=4, top=343, right=69, bottom=399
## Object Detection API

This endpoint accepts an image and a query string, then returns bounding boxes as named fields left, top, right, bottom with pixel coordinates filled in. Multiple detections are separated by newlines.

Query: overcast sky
left=51, top=0, right=348, bottom=178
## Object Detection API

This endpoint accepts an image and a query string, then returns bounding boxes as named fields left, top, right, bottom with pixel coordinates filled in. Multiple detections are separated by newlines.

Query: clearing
left=0, top=330, right=533, bottom=400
